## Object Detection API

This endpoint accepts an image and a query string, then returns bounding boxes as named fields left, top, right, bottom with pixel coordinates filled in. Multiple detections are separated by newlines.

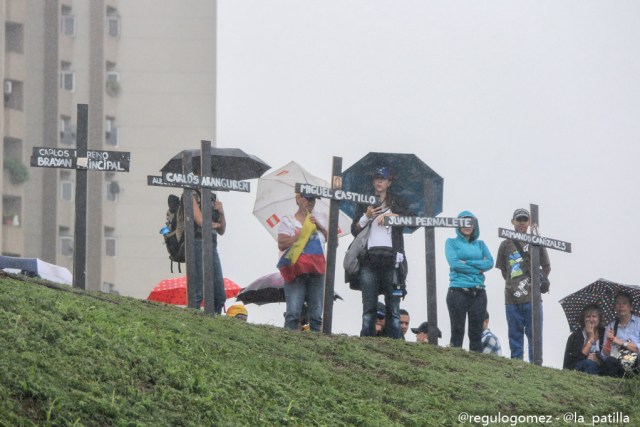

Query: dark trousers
left=446, top=287, right=487, bottom=352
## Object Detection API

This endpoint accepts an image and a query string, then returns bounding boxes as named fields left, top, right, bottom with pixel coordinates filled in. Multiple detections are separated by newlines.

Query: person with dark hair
left=400, top=309, right=410, bottom=338
left=351, top=166, right=410, bottom=339
left=411, top=321, right=442, bottom=343
left=481, top=311, right=502, bottom=356
left=495, top=208, right=551, bottom=362
left=601, top=291, right=640, bottom=377
left=563, top=304, right=604, bottom=374
left=375, top=301, right=387, bottom=337
left=445, top=211, right=494, bottom=352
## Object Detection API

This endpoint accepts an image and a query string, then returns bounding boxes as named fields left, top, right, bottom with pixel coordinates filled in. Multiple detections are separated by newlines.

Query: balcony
left=6, top=0, right=26, bottom=23
left=2, top=222, right=23, bottom=256
left=3, top=109, right=25, bottom=141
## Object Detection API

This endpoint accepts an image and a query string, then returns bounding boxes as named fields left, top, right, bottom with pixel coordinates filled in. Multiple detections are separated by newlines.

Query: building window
left=60, top=6, right=76, bottom=36
left=107, top=15, right=121, bottom=37
left=60, top=71, right=75, bottom=92
left=60, top=236, right=74, bottom=257
left=105, top=117, right=118, bottom=146
left=6, top=22, right=24, bottom=54
left=105, top=237, right=116, bottom=257
left=105, top=181, right=119, bottom=202
left=60, top=116, right=75, bottom=145
left=60, top=181, right=74, bottom=201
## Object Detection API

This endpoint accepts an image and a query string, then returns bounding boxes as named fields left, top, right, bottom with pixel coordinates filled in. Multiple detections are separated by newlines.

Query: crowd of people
left=191, top=163, right=637, bottom=378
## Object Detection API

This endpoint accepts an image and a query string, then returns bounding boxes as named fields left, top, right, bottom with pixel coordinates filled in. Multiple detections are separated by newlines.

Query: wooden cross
left=147, top=141, right=251, bottom=315
left=29, top=104, right=131, bottom=290
left=498, top=204, right=572, bottom=365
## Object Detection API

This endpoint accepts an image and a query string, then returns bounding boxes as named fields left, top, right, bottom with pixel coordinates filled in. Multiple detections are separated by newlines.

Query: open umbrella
left=253, top=161, right=353, bottom=239
left=236, top=272, right=343, bottom=305
left=340, top=152, right=443, bottom=233
left=559, top=278, right=640, bottom=331
left=147, top=276, right=242, bottom=306
left=160, top=147, right=270, bottom=181
left=0, top=255, right=72, bottom=285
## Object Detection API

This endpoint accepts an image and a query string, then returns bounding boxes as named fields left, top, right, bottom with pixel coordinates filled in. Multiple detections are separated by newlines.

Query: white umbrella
left=252, top=161, right=353, bottom=240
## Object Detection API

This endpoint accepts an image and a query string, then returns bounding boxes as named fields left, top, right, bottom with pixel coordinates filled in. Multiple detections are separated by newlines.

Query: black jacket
left=563, top=327, right=605, bottom=370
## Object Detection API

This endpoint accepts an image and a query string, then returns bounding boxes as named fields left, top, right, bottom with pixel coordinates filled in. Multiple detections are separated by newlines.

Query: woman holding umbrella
left=351, top=166, right=408, bottom=339
left=562, top=303, right=604, bottom=375
left=277, top=193, right=328, bottom=332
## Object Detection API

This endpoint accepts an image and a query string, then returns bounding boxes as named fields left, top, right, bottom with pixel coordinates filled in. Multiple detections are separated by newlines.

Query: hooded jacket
left=445, top=210, right=494, bottom=288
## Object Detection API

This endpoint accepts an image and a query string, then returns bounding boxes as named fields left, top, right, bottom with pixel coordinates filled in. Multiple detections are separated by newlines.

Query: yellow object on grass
left=286, top=213, right=317, bottom=264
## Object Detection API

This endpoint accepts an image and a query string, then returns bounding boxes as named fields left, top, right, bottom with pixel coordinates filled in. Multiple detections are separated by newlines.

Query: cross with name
left=498, top=204, right=572, bottom=366
left=147, top=141, right=253, bottom=315
left=29, top=104, right=131, bottom=290
left=383, top=201, right=474, bottom=346
left=295, top=167, right=377, bottom=334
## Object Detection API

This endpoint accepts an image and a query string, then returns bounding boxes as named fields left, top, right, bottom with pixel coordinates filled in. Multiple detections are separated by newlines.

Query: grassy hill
left=0, top=275, right=638, bottom=427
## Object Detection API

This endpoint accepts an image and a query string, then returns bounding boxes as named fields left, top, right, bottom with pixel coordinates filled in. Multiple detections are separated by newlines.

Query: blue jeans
left=359, top=264, right=402, bottom=339
left=446, top=287, right=487, bottom=352
left=506, top=302, right=542, bottom=362
left=190, top=237, right=226, bottom=313
left=284, top=273, right=324, bottom=332
left=574, top=359, right=601, bottom=375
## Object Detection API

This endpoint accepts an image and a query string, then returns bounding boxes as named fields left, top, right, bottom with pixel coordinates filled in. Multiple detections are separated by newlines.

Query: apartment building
left=1, top=0, right=217, bottom=297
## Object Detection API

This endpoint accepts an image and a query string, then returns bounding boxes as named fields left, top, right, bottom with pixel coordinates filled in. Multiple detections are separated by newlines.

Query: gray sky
left=214, top=1, right=640, bottom=369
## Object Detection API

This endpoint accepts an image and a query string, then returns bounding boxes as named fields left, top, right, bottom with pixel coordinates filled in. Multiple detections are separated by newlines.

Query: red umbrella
left=147, top=276, right=242, bottom=306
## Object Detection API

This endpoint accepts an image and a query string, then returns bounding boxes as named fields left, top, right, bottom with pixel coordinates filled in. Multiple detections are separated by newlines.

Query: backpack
left=163, top=194, right=185, bottom=272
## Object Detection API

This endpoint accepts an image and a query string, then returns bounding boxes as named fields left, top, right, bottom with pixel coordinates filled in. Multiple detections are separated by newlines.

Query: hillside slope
left=0, top=276, right=637, bottom=426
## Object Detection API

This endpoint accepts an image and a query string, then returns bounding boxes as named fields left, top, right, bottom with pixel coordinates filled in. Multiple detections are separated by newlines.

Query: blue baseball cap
left=373, top=166, right=393, bottom=180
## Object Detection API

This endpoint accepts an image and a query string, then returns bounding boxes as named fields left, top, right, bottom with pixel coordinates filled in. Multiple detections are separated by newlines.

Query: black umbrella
left=160, top=147, right=270, bottom=181
left=236, top=272, right=343, bottom=305
left=559, top=278, right=640, bottom=331
left=340, top=152, right=443, bottom=233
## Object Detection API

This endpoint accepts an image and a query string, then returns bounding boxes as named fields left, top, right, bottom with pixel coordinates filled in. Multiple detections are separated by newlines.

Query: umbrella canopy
left=236, top=272, right=343, bottom=305
left=160, top=147, right=270, bottom=181
left=253, top=161, right=353, bottom=239
left=0, top=255, right=72, bottom=285
left=559, top=278, right=640, bottom=331
left=340, top=152, right=443, bottom=233
left=147, top=276, right=242, bottom=306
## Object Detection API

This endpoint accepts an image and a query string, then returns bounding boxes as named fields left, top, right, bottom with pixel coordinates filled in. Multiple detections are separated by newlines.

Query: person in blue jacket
left=445, top=211, right=494, bottom=352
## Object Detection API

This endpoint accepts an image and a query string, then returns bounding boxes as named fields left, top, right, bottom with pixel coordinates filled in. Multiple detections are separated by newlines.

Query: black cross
left=29, top=104, right=131, bottom=290
left=498, top=204, right=572, bottom=365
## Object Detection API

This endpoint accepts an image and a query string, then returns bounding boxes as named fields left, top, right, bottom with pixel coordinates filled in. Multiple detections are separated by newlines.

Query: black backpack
left=163, top=194, right=185, bottom=272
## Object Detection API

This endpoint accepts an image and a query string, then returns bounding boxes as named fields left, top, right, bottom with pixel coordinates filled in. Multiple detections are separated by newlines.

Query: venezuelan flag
left=277, top=214, right=326, bottom=282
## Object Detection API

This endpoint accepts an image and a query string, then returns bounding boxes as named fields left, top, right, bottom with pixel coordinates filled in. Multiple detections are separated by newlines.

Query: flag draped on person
left=277, top=213, right=326, bottom=282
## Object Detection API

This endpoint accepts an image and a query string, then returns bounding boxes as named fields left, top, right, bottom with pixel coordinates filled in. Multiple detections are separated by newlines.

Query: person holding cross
left=495, top=208, right=551, bottom=362
left=351, top=166, right=409, bottom=339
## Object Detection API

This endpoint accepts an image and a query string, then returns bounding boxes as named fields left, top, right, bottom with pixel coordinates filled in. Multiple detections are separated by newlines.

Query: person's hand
left=606, top=328, right=617, bottom=343
left=587, top=352, right=600, bottom=363
left=585, top=320, right=596, bottom=338
left=366, top=205, right=383, bottom=219
left=214, top=200, right=224, bottom=214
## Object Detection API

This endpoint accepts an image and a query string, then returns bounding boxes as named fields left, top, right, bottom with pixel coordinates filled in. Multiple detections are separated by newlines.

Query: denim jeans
left=506, top=302, right=542, bottom=362
left=359, top=264, right=402, bottom=339
left=446, top=287, right=487, bottom=352
left=283, top=273, right=324, bottom=332
left=189, top=237, right=226, bottom=314
left=574, top=359, right=601, bottom=375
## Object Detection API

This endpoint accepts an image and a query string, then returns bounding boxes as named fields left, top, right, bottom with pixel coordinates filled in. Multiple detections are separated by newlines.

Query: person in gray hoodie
left=444, top=210, right=494, bottom=352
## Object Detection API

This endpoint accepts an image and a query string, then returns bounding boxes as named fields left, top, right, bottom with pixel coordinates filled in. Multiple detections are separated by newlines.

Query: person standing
left=277, top=193, right=328, bottom=332
left=351, top=166, right=408, bottom=339
left=445, top=211, right=494, bottom=352
left=495, top=208, right=551, bottom=362
left=563, top=303, right=604, bottom=375
left=481, top=311, right=503, bottom=356
left=190, top=190, right=226, bottom=314
left=600, top=291, right=640, bottom=377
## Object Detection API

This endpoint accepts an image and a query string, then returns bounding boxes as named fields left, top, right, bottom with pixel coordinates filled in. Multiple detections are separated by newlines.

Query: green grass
left=0, top=275, right=638, bottom=426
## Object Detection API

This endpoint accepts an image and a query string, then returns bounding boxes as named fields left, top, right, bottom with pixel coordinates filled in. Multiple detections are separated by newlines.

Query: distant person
left=351, top=166, right=410, bottom=339
left=400, top=309, right=410, bottom=339
left=495, top=208, right=551, bottom=362
left=189, top=186, right=226, bottom=314
left=445, top=211, right=494, bottom=352
left=226, top=303, right=248, bottom=321
left=601, top=291, right=640, bottom=377
left=411, top=322, right=442, bottom=343
left=563, top=304, right=604, bottom=375
left=376, top=301, right=387, bottom=337
left=277, top=192, right=328, bottom=332
left=481, top=311, right=502, bottom=356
